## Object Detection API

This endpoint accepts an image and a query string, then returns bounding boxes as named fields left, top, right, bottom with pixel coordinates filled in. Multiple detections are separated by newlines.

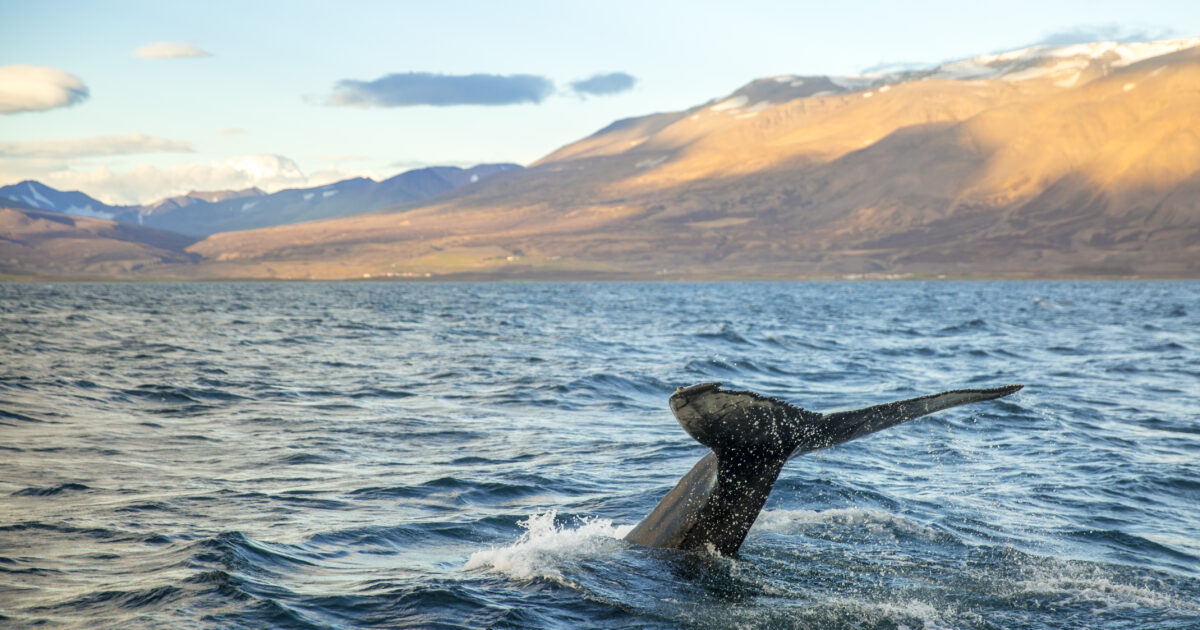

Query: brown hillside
left=0, top=205, right=198, bottom=277
left=179, top=43, right=1200, bottom=279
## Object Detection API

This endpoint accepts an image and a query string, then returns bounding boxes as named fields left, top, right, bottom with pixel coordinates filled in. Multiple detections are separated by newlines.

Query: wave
left=11, top=483, right=91, bottom=497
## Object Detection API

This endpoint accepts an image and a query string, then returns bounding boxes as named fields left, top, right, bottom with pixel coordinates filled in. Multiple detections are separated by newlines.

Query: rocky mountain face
left=183, top=39, right=1200, bottom=279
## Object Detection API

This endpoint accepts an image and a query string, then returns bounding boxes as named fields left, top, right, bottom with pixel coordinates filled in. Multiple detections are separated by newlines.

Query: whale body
left=624, top=383, right=1023, bottom=555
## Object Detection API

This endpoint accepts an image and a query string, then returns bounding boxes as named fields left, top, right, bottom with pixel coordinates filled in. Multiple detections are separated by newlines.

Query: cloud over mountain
left=132, top=42, right=213, bottom=59
left=1031, top=24, right=1176, bottom=46
left=0, top=134, right=193, bottom=158
left=0, top=65, right=89, bottom=114
left=569, top=72, right=636, bottom=96
left=326, top=72, right=555, bottom=107
left=29, top=155, right=309, bottom=205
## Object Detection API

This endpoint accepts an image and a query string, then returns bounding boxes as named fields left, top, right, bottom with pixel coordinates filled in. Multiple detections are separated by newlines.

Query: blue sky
left=1, top=0, right=1197, bottom=204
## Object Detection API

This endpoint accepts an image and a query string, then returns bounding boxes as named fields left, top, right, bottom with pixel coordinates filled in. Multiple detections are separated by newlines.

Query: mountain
left=140, top=187, right=265, bottom=214
left=0, top=181, right=134, bottom=222
left=181, top=38, right=1200, bottom=279
left=0, top=202, right=198, bottom=277
left=0, top=163, right=522, bottom=238
left=135, top=163, right=522, bottom=236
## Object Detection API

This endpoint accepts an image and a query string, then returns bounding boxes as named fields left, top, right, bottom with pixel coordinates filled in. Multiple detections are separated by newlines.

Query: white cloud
left=0, top=133, right=193, bottom=158
left=7, top=155, right=310, bottom=205
left=132, top=42, right=212, bottom=59
left=0, top=65, right=89, bottom=114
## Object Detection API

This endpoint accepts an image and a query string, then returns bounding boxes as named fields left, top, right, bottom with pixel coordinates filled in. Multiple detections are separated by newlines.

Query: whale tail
left=662, top=384, right=819, bottom=554
left=638, top=382, right=1023, bottom=554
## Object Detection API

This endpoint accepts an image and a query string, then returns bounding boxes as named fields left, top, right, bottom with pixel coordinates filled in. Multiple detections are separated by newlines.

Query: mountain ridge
left=0, top=163, right=522, bottom=237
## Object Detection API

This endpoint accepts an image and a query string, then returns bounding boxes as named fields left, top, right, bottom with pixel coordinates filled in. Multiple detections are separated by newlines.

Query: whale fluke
left=624, top=383, right=1023, bottom=555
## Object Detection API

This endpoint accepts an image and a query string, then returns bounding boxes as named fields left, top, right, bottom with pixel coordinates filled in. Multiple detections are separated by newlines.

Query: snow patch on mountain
left=26, top=183, right=54, bottom=208
left=822, top=37, right=1200, bottom=96
left=711, top=95, right=748, bottom=112
left=63, top=204, right=113, bottom=220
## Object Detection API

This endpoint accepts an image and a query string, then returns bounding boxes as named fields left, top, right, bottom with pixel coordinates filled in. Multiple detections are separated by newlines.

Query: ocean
left=1, top=281, right=1197, bottom=629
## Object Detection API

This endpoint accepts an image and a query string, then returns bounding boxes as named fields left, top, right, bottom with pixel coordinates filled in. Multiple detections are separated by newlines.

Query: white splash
left=1011, top=562, right=1200, bottom=613
left=464, top=510, right=632, bottom=581
left=754, top=507, right=941, bottom=539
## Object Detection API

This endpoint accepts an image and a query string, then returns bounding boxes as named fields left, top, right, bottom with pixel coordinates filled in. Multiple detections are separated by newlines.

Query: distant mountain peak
left=0, top=180, right=128, bottom=220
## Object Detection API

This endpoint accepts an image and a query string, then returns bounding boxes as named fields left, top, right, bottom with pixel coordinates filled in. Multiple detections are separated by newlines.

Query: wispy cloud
left=570, top=72, right=636, bottom=97
left=132, top=42, right=212, bottom=59
left=0, top=133, right=193, bottom=158
left=326, top=72, right=555, bottom=107
left=0, top=65, right=89, bottom=115
left=1031, top=24, right=1177, bottom=47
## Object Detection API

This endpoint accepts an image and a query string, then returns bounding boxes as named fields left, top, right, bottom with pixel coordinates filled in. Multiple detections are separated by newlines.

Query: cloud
left=132, top=42, right=212, bottom=59
left=569, top=72, right=636, bottom=97
left=327, top=72, right=555, bottom=107
left=0, top=65, right=89, bottom=114
left=1031, top=24, right=1177, bottom=47
left=4, top=155, right=309, bottom=205
left=0, top=133, right=193, bottom=158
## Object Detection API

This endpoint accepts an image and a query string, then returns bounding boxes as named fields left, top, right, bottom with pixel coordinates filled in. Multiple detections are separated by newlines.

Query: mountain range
left=0, top=163, right=520, bottom=236
left=3, top=38, right=1199, bottom=279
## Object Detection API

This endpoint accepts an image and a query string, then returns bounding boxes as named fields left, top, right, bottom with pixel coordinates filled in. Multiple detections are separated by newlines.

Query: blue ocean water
left=0, top=281, right=1197, bottom=629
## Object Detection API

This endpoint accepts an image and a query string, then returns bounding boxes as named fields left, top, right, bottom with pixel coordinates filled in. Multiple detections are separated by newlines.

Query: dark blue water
left=1, top=282, right=1197, bottom=629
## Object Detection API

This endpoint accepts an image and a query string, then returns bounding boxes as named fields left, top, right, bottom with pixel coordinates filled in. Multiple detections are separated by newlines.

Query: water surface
left=1, top=281, right=1197, bottom=628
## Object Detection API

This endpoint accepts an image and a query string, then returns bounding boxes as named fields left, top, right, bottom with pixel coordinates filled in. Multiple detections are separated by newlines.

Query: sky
left=2, top=0, right=1198, bottom=205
